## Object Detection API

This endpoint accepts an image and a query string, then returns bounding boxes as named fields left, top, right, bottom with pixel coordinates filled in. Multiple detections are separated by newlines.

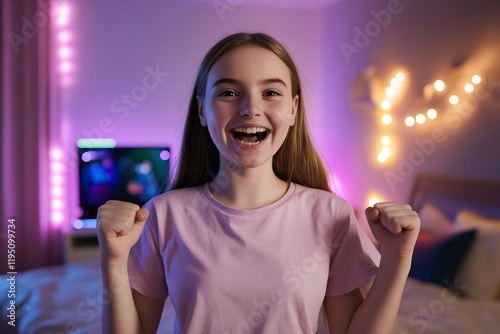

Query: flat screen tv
left=78, top=146, right=170, bottom=219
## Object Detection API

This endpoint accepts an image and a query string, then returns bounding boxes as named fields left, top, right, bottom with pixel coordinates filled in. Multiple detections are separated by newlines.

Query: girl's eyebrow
left=261, top=78, right=288, bottom=87
left=211, top=78, right=288, bottom=88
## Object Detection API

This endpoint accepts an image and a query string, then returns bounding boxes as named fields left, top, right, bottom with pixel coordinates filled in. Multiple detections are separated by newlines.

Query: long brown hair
left=169, top=32, right=331, bottom=192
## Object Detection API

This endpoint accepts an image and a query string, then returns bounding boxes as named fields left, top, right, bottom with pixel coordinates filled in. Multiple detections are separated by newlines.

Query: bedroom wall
left=58, top=0, right=500, bottom=224
left=319, top=0, right=500, bottom=210
left=58, top=0, right=325, bottom=221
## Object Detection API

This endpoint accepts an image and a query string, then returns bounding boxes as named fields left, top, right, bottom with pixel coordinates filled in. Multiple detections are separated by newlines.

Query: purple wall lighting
left=55, top=3, right=73, bottom=86
left=50, top=148, right=65, bottom=225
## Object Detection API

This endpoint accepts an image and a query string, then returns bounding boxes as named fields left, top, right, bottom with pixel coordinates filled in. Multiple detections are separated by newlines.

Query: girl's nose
left=240, top=95, right=261, bottom=117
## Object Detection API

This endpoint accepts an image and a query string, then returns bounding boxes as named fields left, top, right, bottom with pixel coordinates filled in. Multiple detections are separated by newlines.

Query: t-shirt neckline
left=202, top=182, right=296, bottom=216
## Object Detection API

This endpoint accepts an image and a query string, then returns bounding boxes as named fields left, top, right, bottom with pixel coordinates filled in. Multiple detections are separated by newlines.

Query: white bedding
left=394, top=277, right=500, bottom=334
left=0, top=260, right=174, bottom=334
left=1, top=260, right=499, bottom=334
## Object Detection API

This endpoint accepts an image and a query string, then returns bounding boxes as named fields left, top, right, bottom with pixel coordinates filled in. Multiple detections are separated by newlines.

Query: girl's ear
left=289, top=95, right=299, bottom=126
left=197, top=96, right=207, bottom=127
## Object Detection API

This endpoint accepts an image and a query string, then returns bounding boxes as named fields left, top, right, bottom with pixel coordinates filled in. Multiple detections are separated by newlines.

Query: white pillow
left=418, top=202, right=452, bottom=234
left=454, top=211, right=500, bottom=300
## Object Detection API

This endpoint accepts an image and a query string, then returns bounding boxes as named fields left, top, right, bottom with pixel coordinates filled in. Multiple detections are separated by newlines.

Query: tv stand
left=63, top=229, right=100, bottom=263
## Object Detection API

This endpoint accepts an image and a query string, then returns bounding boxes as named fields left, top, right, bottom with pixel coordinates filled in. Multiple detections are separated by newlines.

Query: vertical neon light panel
left=51, top=149, right=64, bottom=224
left=50, top=2, right=73, bottom=225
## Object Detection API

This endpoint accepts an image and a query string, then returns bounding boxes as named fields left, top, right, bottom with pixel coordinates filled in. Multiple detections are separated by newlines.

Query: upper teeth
left=233, top=127, right=267, bottom=134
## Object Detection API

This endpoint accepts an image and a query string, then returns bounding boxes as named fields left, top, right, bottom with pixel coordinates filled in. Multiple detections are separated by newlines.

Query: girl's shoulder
left=293, top=183, right=348, bottom=205
left=146, top=185, right=205, bottom=208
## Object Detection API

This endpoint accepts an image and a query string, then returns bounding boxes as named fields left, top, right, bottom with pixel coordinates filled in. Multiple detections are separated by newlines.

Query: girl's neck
left=208, top=159, right=289, bottom=210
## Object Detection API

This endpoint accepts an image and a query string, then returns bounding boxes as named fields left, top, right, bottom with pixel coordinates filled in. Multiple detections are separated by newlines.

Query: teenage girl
left=97, top=32, right=420, bottom=334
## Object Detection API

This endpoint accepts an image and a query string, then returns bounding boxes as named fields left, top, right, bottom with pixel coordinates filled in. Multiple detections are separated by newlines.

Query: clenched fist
left=97, top=200, right=149, bottom=262
left=365, top=202, right=420, bottom=262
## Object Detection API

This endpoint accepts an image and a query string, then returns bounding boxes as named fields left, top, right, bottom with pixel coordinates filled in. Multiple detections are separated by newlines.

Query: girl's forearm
left=101, top=258, right=143, bottom=334
left=346, top=256, right=411, bottom=334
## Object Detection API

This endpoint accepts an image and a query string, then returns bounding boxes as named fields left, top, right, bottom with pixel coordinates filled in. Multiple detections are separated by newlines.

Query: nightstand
left=63, top=229, right=101, bottom=263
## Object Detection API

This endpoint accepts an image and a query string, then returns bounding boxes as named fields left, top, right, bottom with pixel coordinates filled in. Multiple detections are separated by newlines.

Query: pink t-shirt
left=128, top=182, right=380, bottom=334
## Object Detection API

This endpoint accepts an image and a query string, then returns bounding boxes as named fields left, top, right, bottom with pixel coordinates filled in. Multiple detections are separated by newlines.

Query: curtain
left=1, top=0, right=62, bottom=271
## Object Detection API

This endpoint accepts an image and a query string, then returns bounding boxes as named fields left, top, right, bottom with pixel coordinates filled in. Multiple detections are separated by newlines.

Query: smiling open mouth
left=231, top=127, right=269, bottom=146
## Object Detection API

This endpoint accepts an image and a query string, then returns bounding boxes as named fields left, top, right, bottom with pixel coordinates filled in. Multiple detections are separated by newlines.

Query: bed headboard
left=409, top=173, right=500, bottom=219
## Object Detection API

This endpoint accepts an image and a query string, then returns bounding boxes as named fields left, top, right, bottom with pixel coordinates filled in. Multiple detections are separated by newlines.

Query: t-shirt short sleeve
left=128, top=199, right=168, bottom=300
left=325, top=202, right=380, bottom=296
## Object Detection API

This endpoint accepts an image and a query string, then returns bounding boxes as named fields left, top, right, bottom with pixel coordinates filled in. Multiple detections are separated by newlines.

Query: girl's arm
left=101, top=258, right=142, bottom=334
left=101, top=258, right=165, bottom=334
left=98, top=200, right=164, bottom=334
left=324, top=202, right=419, bottom=334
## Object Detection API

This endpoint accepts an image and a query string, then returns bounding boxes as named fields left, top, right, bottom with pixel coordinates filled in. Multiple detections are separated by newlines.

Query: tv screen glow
left=78, top=146, right=170, bottom=218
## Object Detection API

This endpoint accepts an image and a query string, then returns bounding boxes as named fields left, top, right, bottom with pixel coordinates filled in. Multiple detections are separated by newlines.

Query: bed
left=1, top=173, right=499, bottom=334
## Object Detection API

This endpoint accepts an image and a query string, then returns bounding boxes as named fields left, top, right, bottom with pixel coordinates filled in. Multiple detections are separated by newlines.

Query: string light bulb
left=377, top=154, right=388, bottom=163
left=368, top=197, right=381, bottom=207
left=381, top=136, right=391, bottom=146
left=381, top=100, right=391, bottom=110
left=390, top=78, right=402, bottom=88
left=471, top=75, right=481, bottom=84
left=381, top=114, right=392, bottom=125
left=449, top=95, right=459, bottom=105
left=464, top=83, right=474, bottom=93
left=385, top=86, right=397, bottom=97
left=405, top=116, right=415, bottom=127
left=434, top=80, right=445, bottom=92
left=427, top=108, right=437, bottom=119
left=416, top=114, right=426, bottom=124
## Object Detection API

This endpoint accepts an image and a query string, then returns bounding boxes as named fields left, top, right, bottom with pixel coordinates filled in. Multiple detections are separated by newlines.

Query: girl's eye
left=218, top=90, right=237, bottom=97
left=264, top=90, right=280, bottom=97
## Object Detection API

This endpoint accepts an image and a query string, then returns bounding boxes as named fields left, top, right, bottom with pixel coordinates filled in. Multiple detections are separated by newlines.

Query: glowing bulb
left=381, top=136, right=391, bottom=146
left=57, top=15, right=69, bottom=26
left=464, top=83, right=474, bottom=93
left=369, top=197, right=381, bottom=207
left=395, top=72, right=405, bottom=81
left=52, top=199, right=63, bottom=210
left=381, top=100, right=391, bottom=110
left=52, top=175, right=63, bottom=185
left=385, top=86, right=397, bottom=97
left=160, top=150, right=170, bottom=161
left=390, top=78, right=401, bottom=88
left=381, top=147, right=391, bottom=157
left=59, top=47, right=71, bottom=58
left=377, top=154, right=388, bottom=163
left=449, top=95, right=459, bottom=105
left=52, top=149, right=62, bottom=160
left=58, top=4, right=69, bottom=16
left=57, top=5, right=69, bottom=26
left=434, top=80, right=445, bottom=91
left=73, top=220, right=84, bottom=229
left=427, top=108, right=437, bottom=119
left=52, top=162, right=63, bottom=173
left=52, top=212, right=63, bottom=223
left=381, top=114, right=392, bottom=125
left=52, top=187, right=63, bottom=197
left=471, top=75, right=481, bottom=84
left=60, top=61, right=71, bottom=73
left=405, top=116, right=415, bottom=127
left=58, top=31, right=70, bottom=42
left=416, top=114, right=426, bottom=124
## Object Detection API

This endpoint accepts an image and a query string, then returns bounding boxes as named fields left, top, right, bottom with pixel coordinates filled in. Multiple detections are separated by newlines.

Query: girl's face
left=198, top=45, right=298, bottom=170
